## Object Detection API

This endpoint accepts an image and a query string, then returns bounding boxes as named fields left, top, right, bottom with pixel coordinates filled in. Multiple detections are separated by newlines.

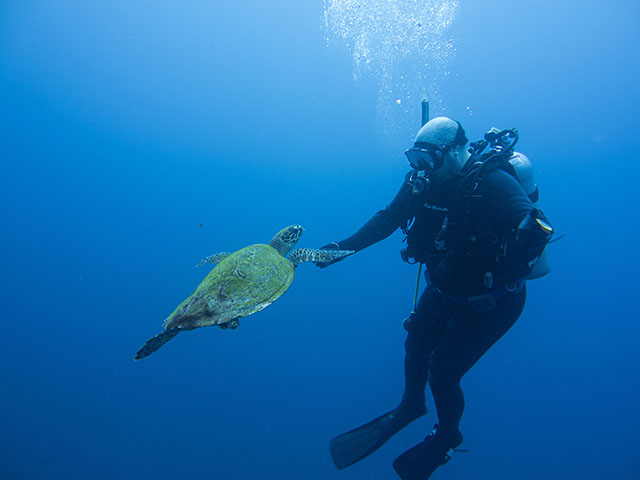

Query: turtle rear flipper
left=134, top=328, right=181, bottom=360
left=288, top=248, right=354, bottom=267
left=218, top=318, right=239, bottom=330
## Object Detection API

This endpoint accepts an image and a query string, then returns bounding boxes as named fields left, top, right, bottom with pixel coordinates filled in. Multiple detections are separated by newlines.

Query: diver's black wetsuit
left=330, top=163, right=546, bottom=441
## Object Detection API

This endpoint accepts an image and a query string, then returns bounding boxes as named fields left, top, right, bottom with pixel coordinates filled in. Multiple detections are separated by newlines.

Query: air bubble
left=323, top=0, right=460, bottom=138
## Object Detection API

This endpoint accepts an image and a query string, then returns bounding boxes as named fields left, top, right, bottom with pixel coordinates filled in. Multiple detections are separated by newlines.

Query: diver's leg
left=394, top=289, right=526, bottom=480
left=428, top=287, right=526, bottom=438
left=426, top=362, right=465, bottom=440
left=400, top=287, right=453, bottom=412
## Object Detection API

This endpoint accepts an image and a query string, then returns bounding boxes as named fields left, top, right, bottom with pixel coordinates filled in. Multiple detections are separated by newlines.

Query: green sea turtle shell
left=163, top=244, right=294, bottom=331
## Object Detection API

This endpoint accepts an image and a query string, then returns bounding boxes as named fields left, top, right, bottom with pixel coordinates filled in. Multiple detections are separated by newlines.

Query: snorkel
left=406, top=98, right=432, bottom=194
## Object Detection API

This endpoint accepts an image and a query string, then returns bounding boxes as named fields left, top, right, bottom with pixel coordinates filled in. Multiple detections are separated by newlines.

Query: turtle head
left=270, top=224, right=305, bottom=256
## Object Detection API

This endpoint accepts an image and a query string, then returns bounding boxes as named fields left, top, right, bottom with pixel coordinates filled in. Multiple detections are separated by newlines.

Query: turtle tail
left=134, top=328, right=181, bottom=360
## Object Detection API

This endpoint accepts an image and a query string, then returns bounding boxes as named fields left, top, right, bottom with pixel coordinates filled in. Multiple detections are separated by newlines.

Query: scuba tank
left=508, top=151, right=551, bottom=279
left=471, top=127, right=551, bottom=279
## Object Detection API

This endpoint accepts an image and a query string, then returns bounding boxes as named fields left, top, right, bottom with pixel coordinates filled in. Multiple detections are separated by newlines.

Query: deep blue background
left=2, top=1, right=639, bottom=479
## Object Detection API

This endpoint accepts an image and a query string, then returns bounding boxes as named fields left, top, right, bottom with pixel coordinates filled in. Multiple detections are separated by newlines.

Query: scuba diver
left=316, top=117, right=554, bottom=479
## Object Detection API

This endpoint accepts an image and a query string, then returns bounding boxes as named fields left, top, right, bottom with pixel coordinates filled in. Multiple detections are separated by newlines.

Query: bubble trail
left=323, top=0, right=460, bottom=138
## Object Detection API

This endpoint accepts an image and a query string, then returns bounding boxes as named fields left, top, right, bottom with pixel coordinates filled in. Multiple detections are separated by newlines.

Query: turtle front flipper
left=134, top=328, right=181, bottom=360
left=288, top=248, right=354, bottom=268
left=194, top=252, right=231, bottom=268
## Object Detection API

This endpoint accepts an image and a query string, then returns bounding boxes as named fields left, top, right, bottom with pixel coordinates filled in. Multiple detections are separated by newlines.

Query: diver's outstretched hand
left=315, top=242, right=351, bottom=268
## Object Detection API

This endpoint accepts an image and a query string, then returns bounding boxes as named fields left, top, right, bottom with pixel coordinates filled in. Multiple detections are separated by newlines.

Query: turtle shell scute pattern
left=163, top=244, right=294, bottom=330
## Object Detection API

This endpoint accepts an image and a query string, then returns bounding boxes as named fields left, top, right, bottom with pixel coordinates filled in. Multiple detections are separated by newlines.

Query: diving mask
left=405, top=144, right=446, bottom=172
left=405, top=120, right=468, bottom=172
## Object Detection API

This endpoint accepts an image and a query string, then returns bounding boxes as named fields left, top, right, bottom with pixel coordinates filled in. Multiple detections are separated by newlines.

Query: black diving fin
left=329, top=406, right=426, bottom=470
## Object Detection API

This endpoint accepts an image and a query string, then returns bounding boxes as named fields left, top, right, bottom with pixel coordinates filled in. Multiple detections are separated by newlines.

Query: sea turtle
left=134, top=225, right=352, bottom=360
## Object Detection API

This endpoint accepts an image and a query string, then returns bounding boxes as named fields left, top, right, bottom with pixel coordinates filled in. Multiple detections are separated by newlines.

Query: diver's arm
left=332, top=182, right=415, bottom=252
left=316, top=181, right=415, bottom=268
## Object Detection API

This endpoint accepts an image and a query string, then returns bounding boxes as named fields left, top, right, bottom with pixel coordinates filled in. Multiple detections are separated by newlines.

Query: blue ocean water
left=2, top=1, right=639, bottom=479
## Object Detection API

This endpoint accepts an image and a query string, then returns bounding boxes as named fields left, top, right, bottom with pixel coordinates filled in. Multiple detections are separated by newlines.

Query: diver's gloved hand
left=516, top=209, right=554, bottom=253
left=315, top=242, right=349, bottom=269
left=507, top=208, right=555, bottom=277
